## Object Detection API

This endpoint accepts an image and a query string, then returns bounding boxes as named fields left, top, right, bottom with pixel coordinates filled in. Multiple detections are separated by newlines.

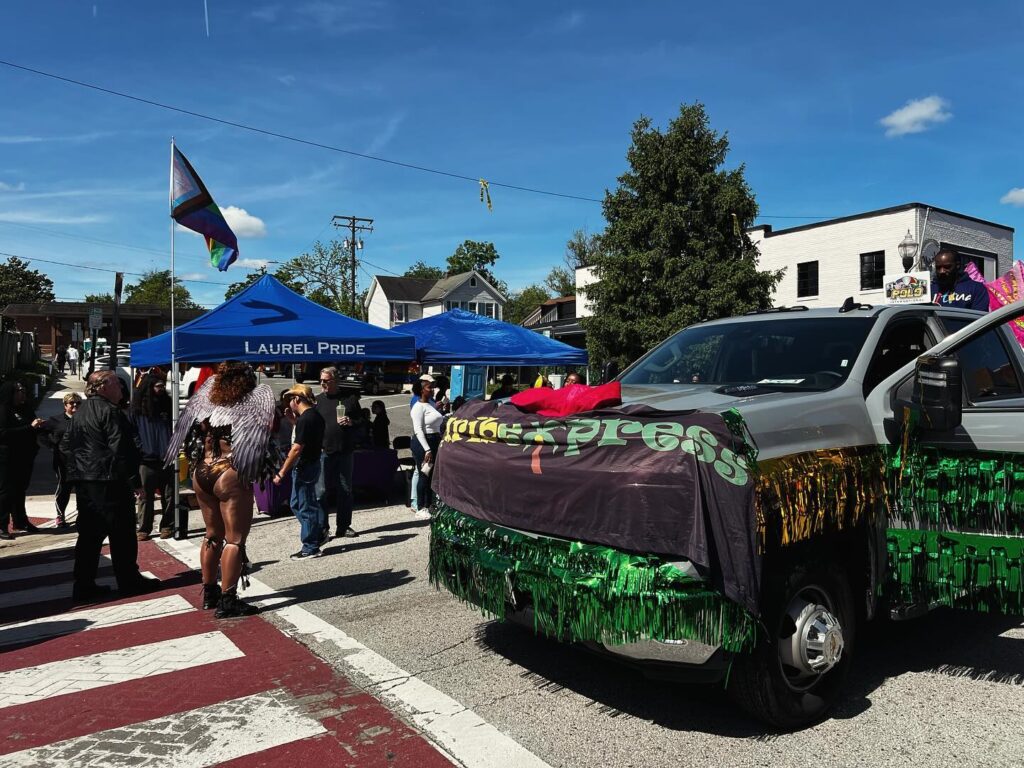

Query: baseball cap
left=419, top=373, right=435, bottom=383
left=283, top=384, right=316, bottom=402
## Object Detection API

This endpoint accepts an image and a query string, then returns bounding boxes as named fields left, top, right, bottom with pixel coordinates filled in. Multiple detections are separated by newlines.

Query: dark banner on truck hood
left=433, top=399, right=761, bottom=615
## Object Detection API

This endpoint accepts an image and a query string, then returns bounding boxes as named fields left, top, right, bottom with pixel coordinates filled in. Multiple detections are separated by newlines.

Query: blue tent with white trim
left=398, top=308, right=588, bottom=366
left=130, top=275, right=415, bottom=366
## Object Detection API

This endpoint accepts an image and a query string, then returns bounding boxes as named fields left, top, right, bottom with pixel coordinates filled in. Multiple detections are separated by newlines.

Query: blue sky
left=1, top=1, right=1023, bottom=308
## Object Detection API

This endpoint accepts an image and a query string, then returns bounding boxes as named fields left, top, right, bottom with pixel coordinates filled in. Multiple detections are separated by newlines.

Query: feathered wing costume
left=164, top=376, right=277, bottom=486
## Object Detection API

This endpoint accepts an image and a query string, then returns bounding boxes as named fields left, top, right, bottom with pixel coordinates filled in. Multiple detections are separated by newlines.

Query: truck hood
left=619, top=383, right=875, bottom=460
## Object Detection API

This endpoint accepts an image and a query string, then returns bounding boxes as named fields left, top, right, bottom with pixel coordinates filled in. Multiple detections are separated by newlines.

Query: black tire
left=728, top=565, right=855, bottom=731
left=370, top=380, right=379, bottom=395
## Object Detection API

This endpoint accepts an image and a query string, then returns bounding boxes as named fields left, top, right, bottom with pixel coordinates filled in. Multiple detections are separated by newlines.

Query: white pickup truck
left=430, top=299, right=1024, bottom=729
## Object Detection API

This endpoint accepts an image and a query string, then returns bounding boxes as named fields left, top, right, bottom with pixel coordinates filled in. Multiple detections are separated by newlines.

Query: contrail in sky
left=204, top=0, right=210, bottom=37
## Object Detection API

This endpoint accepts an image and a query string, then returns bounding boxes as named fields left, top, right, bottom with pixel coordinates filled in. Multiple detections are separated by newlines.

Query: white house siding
left=575, top=266, right=597, bottom=318
left=751, top=205, right=1014, bottom=308
left=439, top=280, right=504, bottom=320
left=366, top=281, right=391, bottom=328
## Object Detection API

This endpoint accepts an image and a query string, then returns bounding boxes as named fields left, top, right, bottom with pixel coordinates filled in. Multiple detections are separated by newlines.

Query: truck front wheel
left=729, top=566, right=855, bottom=730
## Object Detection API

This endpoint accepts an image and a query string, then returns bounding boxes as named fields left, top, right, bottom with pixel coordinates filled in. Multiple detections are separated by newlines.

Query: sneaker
left=13, top=523, right=39, bottom=534
left=215, top=589, right=259, bottom=619
left=414, top=509, right=432, bottom=520
left=290, top=549, right=323, bottom=560
left=0, top=530, right=13, bottom=541
left=340, top=527, right=359, bottom=538
left=159, top=527, right=173, bottom=540
left=318, top=529, right=331, bottom=547
left=137, top=531, right=151, bottom=542
left=201, top=583, right=222, bottom=610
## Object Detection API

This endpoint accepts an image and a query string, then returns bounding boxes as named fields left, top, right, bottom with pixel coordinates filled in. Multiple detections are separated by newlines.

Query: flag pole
left=170, top=137, right=185, bottom=540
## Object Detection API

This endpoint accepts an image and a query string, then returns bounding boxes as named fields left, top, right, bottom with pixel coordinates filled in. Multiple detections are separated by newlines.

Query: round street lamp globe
left=898, top=230, right=919, bottom=271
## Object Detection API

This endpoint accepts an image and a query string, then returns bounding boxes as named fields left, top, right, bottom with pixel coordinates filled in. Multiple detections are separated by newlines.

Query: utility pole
left=107, top=272, right=124, bottom=371
left=331, top=215, right=373, bottom=319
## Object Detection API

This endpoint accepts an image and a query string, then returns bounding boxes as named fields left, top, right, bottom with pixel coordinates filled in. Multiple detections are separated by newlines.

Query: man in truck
left=930, top=248, right=988, bottom=310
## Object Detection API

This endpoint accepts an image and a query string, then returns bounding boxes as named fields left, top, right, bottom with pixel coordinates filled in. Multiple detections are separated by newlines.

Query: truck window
left=955, top=328, right=1024, bottom=402
left=862, top=319, right=932, bottom=396
left=621, top=317, right=876, bottom=391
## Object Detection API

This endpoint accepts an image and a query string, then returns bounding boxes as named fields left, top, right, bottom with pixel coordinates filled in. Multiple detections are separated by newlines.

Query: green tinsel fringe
left=886, top=528, right=1024, bottom=614
left=429, top=502, right=757, bottom=653
left=755, top=448, right=888, bottom=548
left=888, top=444, right=1024, bottom=535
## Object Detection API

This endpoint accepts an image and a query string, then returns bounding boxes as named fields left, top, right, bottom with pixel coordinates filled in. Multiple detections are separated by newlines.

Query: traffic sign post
left=88, top=307, right=103, bottom=332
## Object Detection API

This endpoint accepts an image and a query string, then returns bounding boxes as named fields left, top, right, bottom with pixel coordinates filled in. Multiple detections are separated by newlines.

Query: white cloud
left=1000, top=188, right=1024, bottom=207
left=250, top=4, right=280, bottom=22
left=0, top=211, right=105, bottom=225
left=0, top=181, right=25, bottom=192
left=179, top=272, right=206, bottom=281
left=880, top=96, right=952, bottom=137
left=221, top=206, right=267, bottom=238
left=235, top=258, right=270, bottom=269
left=0, top=131, right=112, bottom=145
left=553, top=10, right=584, bottom=32
left=364, top=113, right=405, bottom=156
left=276, top=74, right=296, bottom=86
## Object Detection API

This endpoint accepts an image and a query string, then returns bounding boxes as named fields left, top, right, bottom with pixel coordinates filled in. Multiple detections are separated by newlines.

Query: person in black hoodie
left=40, top=392, right=82, bottom=529
left=63, top=371, right=159, bottom=601
left=0, top=380, right=46, bottom=539
left=130, top=373, right=174, bottom=541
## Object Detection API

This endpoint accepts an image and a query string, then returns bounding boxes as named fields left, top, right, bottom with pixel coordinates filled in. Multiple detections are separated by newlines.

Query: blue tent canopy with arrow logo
left=130, top=275, right=416, bottom=366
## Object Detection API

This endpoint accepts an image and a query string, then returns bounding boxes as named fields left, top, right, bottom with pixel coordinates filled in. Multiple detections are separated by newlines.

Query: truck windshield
left=620, top=316, right=877, bottom=391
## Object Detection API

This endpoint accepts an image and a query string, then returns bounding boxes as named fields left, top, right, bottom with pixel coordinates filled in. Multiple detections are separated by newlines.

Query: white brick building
left=750, top=203, right=1014, bottom=308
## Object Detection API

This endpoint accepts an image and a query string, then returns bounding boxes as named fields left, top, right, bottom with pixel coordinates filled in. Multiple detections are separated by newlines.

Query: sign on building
left=88, top=307, right=103, bottom=331
left=883, top=271, right=931, bottom=304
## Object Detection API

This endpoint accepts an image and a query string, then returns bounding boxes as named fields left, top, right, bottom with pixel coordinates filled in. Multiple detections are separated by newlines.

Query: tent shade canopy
left=399, top=308, right=588, bottom=366
left=130, top=275, right=416, bottom=366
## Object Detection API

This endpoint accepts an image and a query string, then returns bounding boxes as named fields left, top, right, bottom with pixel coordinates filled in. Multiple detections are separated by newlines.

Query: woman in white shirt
left=410, top=377, right=444, bottom=519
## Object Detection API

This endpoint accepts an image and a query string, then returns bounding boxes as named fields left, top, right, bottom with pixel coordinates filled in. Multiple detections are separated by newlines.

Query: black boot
left=214, top=588, right=259, bottom=619
left=201, top=583, right=222, bottom=610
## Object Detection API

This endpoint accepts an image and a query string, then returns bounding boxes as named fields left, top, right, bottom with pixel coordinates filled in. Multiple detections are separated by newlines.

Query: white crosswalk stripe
left=0, top=688, right=327, bottom=768
left=0, top=595, right=194, bottom=648
left=0, top=555, right=111, bottom=584
left=0, top=571, right=157, bottom=610
left=0, top=631, right=244, bottom=708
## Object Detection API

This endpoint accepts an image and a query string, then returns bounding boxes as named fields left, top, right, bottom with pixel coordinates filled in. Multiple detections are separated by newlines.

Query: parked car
left=430, top=299, right=1024, bottom=729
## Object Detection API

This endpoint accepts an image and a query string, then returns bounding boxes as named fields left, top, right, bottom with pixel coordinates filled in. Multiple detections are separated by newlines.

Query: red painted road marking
left=0, top=540, right=456, bottom=766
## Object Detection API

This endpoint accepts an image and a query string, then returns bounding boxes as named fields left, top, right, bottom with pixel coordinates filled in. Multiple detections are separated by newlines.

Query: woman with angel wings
left=165, top=361, right=277, bottom=618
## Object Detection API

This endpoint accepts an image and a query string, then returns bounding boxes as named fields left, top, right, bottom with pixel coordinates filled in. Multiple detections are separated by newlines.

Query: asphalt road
left=25, top=373, right=1024, bottom=766
left=179, top=371, right=1024, bottom=767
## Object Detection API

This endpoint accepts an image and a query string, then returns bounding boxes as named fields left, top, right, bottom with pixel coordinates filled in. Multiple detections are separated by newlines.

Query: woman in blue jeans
left=410, top=377, right=444, bottom=519
left=274, top=384, right=327, bottom=559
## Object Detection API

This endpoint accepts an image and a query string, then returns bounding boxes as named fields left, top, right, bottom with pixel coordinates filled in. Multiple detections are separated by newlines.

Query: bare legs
left=193, top=464, right=255, bottom=595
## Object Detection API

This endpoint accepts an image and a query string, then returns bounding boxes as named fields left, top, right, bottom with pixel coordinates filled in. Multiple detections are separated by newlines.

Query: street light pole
left=331, top=215, right=373, bottom=318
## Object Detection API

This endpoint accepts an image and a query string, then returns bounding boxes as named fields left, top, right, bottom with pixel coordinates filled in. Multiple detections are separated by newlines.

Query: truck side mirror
left=912, top=355, right=962, bottom=432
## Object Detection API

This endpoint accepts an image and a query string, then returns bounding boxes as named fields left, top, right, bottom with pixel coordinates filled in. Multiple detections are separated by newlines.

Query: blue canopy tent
left=398, top=308, right=588, bottom=366
left=130, top=275, right=416, bottom=366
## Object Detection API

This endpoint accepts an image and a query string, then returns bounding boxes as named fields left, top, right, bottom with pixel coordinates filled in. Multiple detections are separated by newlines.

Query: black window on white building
left=796, top=261, right=819, bottom=298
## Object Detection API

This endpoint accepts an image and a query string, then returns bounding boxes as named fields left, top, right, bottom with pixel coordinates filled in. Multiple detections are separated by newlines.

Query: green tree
left=403, top=260, right=445, bottom=280
left=0, top=256, right=55, bottom=306
left=84, top=292, right=115, bottom=303
left=277, top=239, right=364, bottom=318
left=224, top=266, right=305, bottom=300
left=504, top=284, right=551, bottom=326
left=564, top=227, right=604, bottom=270
left=544, top=266, right=576, bottom=298
left=446, top=240, right=508, bottom=295
left=582, top=103, right=782, bottom=368
left=123, top=269, right=200, bottom=310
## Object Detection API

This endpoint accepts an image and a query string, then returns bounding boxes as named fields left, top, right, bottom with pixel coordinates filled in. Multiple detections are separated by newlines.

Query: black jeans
left=74, top=481, right=142, bottom=590
left=138, top=461, right=174, bottom=534
left=54, top=458, right=72, bottom=521
left=410, top=433, right=441, bottom=512
left=0, top=456, right=34, bottom=531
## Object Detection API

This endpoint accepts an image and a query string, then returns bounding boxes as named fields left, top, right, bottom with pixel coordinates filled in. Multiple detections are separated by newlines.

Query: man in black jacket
left=64, top=371, right=160, bottom=601
left=40, top=392, right=81, bottom=528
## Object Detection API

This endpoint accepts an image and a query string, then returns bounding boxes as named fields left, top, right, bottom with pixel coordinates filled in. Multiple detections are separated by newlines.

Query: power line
left=0, top=59, right=603, bottom=204
left=0, top=250, right=231, bottom=287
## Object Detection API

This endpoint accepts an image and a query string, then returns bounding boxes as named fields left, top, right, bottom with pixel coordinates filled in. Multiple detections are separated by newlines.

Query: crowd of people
left=0, top=355, right=584, bottom=614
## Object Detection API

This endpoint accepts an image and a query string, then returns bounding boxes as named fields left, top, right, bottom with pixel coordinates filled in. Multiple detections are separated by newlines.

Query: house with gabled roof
left=364, top=270, right=506, bottom=329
